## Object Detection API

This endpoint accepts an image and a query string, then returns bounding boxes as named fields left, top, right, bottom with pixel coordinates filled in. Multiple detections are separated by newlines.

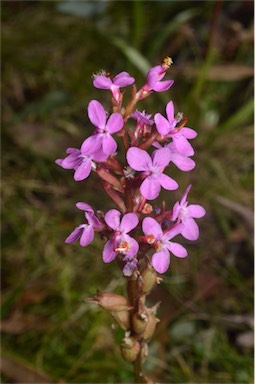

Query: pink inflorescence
left=56, top=58, right=206, bottom=276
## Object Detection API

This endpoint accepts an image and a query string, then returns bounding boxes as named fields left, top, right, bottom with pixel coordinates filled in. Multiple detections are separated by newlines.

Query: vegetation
left=2, top=1, right=253, bottom=383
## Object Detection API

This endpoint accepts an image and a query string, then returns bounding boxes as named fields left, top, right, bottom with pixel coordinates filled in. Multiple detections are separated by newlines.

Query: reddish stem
left=96, top=167, right=124, bottom=192
left=100, top=180, right=126, bottom=213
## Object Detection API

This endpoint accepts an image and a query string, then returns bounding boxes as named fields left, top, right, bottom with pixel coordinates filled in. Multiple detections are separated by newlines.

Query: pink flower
left=172, top=185, right=206, bottom=240
left=126, top=147, right=178, bottom=200
left=166, top=142, right=195, bottom=171
left=131, top=110, right=154, bottom=139
left=153, top=142, right=196, bottom=172
left=131, top=110, right=154, bottom=127
left=81, top=100, right=124, bottom=156
left=93, top=71, right=135, bottom=102
left=65, top=203, right=103, bottom=247
left=122, top=258, right=138, bottom=277
left=155, top=101, right=197, bottom=156
left=142, top=217, right=187, bottom=274
left=55, top=147, right=107, bottom=181
left=143, top=65, right=174, bottom=93
left=102, top=209, right=139, bottom=271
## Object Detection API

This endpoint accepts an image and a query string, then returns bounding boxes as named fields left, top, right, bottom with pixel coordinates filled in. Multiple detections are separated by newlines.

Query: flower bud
left=86, top=291, right=131, bottom=312
left=132, top=312, right=148, bottom=334
left=121, top=334, right=141, bottom=362
left=142, top=313, right=160, bottom=341
left=96, top=167, right=124, bottom=192
left=141, top=266, right=158, bottom=294
left=111, top=309, right=131, bottom=331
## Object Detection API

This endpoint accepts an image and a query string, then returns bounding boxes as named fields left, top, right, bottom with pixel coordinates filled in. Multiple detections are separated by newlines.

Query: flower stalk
left=56, top=57, right=206, bottom=382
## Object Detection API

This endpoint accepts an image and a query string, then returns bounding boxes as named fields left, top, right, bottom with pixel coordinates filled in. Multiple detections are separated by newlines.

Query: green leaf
left=218, top=97, right=254, bottom=132
left=110, top=37, right=151, bottom=75
left=148, top=8, right=200, bottom=58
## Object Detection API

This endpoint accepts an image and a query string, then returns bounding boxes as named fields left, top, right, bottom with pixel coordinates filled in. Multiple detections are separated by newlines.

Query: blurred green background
left=1, top=1, right=254, bottom=383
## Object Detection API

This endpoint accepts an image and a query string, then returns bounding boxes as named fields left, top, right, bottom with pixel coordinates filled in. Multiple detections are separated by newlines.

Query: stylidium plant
left=56, top=57, right=206, bottom=383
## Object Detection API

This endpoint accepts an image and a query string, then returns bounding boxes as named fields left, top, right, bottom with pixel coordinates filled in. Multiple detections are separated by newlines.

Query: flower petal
left=93, top=75, right=112, bottom=89
left=152, top=147, right=171, bottom=169
left=181, top=127, right=197, bottom=139
left=66, top=147, right=80, bottom=155
left=65, top=226, right=83, bottom=244
left=106, top=112, right=123, bottom=133
left=123, top=261, right=137, bottom=277
left=113, top=71, right=135, bottom=87
left=180, top=184, right=192, bottom=205
left=126, top=147, right=152, bottom=171
left=171, top=201, right=181, bottom=221
left=146, top=65, right=163, bottom=86
left=142, top=217, right=163, bottom=237
left=102, top=134, right=117, bottom=156
left=166, top=100, right=174, bottom=122
left=92, top=149, right=108, bottom=162
left=76, top=202, right=94, bottom=212
left=55, top=159, right=63, bottom=167
left=172, top=134, right=194, bottom=156
left=170, top=153, right=196, bottom=172
left=88, top=100, right=106, bottom=129
left=159, top=173, right=178, bottom=191
left=120, top=213, right=139, bottom=233
left=80, top=225, right=94, bottom=247
left=154, top=113, right=170, bottom=136
left=152, top=141, right=162, bottom=149
left=152, top=248, right=170, bottom=274
left=74, top=159, right=92, bottom=181
left=168, top=242, right=188, bottom=258
left=104, top=209, right=121, bottom=230
left=188, top=204, right=206, bottom=218
left=81, top=135, right=102, bottom=155
left=124, top=236, right=139, bottom=257
left=163, top=223, right=184, bottom=240
left=61, top=153, right=80, bottom=169
left=85, top=212, right=101, bottom=228
left=102, top=239, right=117, bottom=263
left=140, top=176, right=161, bottom=200
left=153, top=80, right=174, bottom=92
left=181, top=218, right=199, bottom=241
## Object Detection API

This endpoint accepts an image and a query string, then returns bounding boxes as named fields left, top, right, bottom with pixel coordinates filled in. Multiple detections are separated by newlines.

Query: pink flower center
left=115, top=240, right=131, bottom=253
left=179, top=202, right=189, bottom=219
left=154, top=241, right=163, bottom=251
left=145, top=233, right=156, bottom=244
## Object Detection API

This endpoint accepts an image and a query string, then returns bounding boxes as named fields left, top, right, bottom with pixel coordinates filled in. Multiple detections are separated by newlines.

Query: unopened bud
left=86, top=292, right=131, bottom=312
left=132, top=312, right=148, bottom=334
left=142, top=312, right=160, bottom=341
left=96, top=167, right=124, bottom=192
left=121, top=335, right=141, bottom=362
left=141, top=266, right=158, bottom=294
left=111, top=309, right=131, bottom=331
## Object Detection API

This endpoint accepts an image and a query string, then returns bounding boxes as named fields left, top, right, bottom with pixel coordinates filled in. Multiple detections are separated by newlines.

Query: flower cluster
left=56, top=58, right=205, bottom=277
